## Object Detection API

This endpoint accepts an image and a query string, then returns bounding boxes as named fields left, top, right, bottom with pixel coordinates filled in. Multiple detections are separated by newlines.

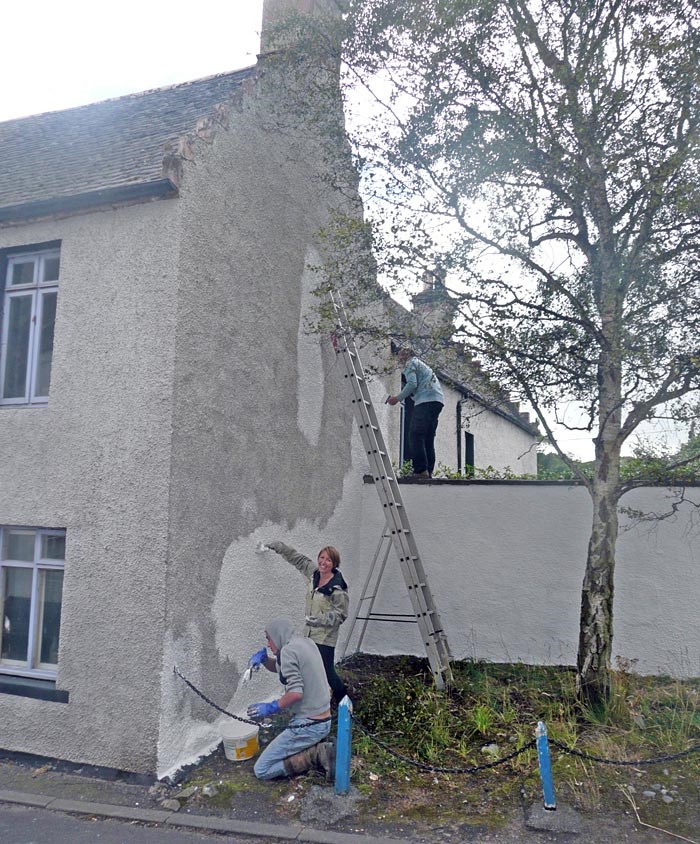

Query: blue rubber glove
left=248, top=647, right=268, bottom=670
left=247, top=700, right=280, bottom=719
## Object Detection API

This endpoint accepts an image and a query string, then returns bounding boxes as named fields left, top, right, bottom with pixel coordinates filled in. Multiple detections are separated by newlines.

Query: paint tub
left=222, top=723, right=259, bottom=762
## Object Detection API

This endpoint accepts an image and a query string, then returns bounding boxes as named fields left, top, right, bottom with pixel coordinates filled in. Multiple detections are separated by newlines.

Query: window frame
left=0, top=525, right=65, bottom=680
left=0, top=246, right=60, bottom=406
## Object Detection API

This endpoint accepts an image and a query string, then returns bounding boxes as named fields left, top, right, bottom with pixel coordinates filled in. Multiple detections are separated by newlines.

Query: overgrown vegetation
left=183, top=654, right=700, bottom=836
left=338, top=654, right=700, bottom=833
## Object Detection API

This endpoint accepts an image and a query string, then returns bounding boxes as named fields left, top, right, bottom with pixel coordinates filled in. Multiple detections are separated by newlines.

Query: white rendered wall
left=0, top=202, right=180, bottom=771
left=351, top=481, right=700, bottom=678
left=437, top=387, right=538, bottom=476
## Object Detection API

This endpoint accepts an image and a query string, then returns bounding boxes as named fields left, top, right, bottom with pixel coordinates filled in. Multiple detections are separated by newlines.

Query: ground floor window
left=0, top=526, right=65, bottom=679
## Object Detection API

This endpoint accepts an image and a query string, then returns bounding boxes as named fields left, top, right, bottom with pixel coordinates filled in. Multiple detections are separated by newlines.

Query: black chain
left=173, top=666, right=261, bottom=727
left=173, top=666, right=332, bottom=732
left=549, top=737, right=700, bottom=767
left=352, top=717, right=536, bottom=774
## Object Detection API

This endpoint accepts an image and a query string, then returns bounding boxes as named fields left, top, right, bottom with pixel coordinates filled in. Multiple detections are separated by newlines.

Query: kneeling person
left=247, top=617, right=334, bottom=780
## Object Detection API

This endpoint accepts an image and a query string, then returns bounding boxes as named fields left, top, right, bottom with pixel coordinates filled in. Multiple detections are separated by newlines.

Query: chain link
left=549, top=737, right=700, bottom=767
left=173, top=666, right=261, bottom=727
left=173, top=666, right=332, bottom=732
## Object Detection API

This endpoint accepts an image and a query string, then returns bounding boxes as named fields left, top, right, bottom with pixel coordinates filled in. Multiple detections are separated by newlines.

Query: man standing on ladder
left=387, top=348, right=445, bottom=478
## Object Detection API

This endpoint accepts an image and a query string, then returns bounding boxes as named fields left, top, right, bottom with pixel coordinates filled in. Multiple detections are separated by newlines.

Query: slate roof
left=0, top=67, right=256, bottom=222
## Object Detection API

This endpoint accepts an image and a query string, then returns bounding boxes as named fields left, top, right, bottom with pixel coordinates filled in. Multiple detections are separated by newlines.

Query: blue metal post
left=335, top=695, right=353, bottom=795
left=535, top=721, right=557, bottom=810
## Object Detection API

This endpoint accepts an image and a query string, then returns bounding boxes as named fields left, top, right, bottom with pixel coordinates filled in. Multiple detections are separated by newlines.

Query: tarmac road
left=0, top=803, right=280, bottom=844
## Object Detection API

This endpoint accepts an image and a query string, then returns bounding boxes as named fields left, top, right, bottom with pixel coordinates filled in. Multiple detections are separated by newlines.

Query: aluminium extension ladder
left=329, top=291, right=453, bottom=689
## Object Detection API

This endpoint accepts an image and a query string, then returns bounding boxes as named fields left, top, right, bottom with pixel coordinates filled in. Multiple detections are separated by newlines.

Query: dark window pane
left=38, top=569, right=63, bottom=666
left=5, top=531, right=35, bottom=562
left=1, top=567, right=33, bottom=663
left=41, top=534, right=65, bottom=560
left=34, top=291, right=57, bottom=398
left=10, top=260, right=35, bottom=286
left=42, top=256, right=60, bottom=282
left=2, top=295, right=33, bottom=399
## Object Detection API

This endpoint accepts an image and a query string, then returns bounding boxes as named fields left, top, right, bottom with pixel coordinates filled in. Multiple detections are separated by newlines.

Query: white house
left=0, top=0, right=541, bottom=778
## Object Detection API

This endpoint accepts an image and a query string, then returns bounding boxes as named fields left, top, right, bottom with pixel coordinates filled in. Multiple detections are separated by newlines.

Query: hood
left=265, top=617, right=296, bottom=652
left=313, top=568, right=348, bottom=595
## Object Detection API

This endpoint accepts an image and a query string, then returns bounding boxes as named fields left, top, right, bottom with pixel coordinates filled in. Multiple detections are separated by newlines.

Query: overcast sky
left=0, top=0, right=265, bottom=121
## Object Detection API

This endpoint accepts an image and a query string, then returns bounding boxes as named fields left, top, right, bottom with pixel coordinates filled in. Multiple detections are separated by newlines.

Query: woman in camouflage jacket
left=265, top=541, right=349, bottom=704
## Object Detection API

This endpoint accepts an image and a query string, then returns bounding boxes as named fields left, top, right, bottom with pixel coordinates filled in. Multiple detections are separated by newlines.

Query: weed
left=392, top=459, right=414, bottom=477
left=471, top=704, right=495, bottom=736
left=341, top=653, right=700, bottom=825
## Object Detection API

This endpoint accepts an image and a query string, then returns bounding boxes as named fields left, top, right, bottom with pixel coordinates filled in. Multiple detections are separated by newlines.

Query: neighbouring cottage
left=0, top=0, right=539, bottom=777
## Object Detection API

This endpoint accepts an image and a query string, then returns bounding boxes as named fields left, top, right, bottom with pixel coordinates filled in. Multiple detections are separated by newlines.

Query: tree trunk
left=577, top=479, right=619, bottom=709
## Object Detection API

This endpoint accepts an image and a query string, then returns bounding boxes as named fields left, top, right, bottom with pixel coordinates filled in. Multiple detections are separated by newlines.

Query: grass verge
left=339, top=654, right=700, bottom=835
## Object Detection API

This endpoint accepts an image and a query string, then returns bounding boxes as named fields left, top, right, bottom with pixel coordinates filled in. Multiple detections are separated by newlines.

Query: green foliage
left=393, top=459, right=414, bottom=478
left=471, top=703, right=495, bottom=736
left=676, top=422, right=700, bottom=463
left=432, top=462, right=536, bottom=480
left=537, top=451, right=582, bottom=480
left=343, top=654, right=700, bottom=799
left=616, top=442, right=700, bottom=495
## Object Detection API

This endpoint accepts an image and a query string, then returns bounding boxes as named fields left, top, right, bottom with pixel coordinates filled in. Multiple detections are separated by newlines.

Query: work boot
left=283, top=749, right=313, bottom=777
left=307, top=739, right=336, bottom=782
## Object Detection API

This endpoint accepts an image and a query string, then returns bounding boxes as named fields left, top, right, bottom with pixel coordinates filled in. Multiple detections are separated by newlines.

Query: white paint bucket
left=222, top=723, right=259, bottom=762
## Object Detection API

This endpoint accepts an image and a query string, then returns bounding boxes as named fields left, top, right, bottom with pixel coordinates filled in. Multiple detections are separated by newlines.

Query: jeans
left=253, top=717, right=331, bottom=780
left=409, top=401, right=443, bottom=474
left=317, top=643, right=348, bottom=704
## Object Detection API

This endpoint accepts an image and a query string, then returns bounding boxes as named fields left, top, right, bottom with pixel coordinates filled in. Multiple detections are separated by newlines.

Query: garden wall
left=351, top=481, right=700, bottom=677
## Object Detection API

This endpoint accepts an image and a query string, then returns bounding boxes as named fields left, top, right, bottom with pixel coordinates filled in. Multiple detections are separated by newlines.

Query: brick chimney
left=411, top=267, right=456, bottom=335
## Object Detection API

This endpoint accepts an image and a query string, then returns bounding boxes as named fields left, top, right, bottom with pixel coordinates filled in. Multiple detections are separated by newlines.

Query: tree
left=273, top=0, right=700, bottom=706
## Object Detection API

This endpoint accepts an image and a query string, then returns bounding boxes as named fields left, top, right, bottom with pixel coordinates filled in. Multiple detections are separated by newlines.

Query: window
left=463, top=432, right=475, bottom=477
left=0, top=526, right=65, bottom=679
left=0, top=247, right=60, bottom=405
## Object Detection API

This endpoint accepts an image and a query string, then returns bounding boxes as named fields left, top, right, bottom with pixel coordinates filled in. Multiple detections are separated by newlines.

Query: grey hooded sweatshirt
left=265, top=618, right=330, bottom=719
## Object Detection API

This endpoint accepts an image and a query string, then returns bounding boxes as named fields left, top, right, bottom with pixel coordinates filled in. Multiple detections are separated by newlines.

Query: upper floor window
left=0, top=247, right=60, bottom=405
left=0, top=526, right=65, bottom=679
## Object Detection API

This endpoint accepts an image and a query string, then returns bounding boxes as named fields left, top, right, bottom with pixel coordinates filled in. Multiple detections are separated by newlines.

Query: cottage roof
left=0, top=67, right=255, bottom=223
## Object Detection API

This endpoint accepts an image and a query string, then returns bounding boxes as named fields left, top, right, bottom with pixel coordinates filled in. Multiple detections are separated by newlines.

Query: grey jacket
left=396, top=357, right=445, bottom=406
left=265, top=617, right=330, bottom=718
left=267, top=541, right=349, bottom=647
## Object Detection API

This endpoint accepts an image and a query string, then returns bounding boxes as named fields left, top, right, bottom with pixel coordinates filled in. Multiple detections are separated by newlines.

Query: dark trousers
left=409, top=401, right=443, bottom=474
left=316, top=643, right=347, bottom=705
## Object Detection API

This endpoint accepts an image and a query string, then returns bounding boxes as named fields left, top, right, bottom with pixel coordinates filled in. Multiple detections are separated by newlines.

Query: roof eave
left=0, top=179, right=179, bottom=226
left=436, top=367, right=539, bottom=436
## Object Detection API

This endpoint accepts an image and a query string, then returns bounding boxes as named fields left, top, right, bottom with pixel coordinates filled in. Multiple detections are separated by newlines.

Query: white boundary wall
left=352, top=481, right=700, bottom=678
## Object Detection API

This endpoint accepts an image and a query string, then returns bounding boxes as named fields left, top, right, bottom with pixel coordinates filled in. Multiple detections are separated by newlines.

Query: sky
left=0, top=1, right=265, bottom=122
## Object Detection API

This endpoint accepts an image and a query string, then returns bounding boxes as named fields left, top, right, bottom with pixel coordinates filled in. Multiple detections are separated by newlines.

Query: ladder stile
left=330, top=291, right=453, bottom=688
